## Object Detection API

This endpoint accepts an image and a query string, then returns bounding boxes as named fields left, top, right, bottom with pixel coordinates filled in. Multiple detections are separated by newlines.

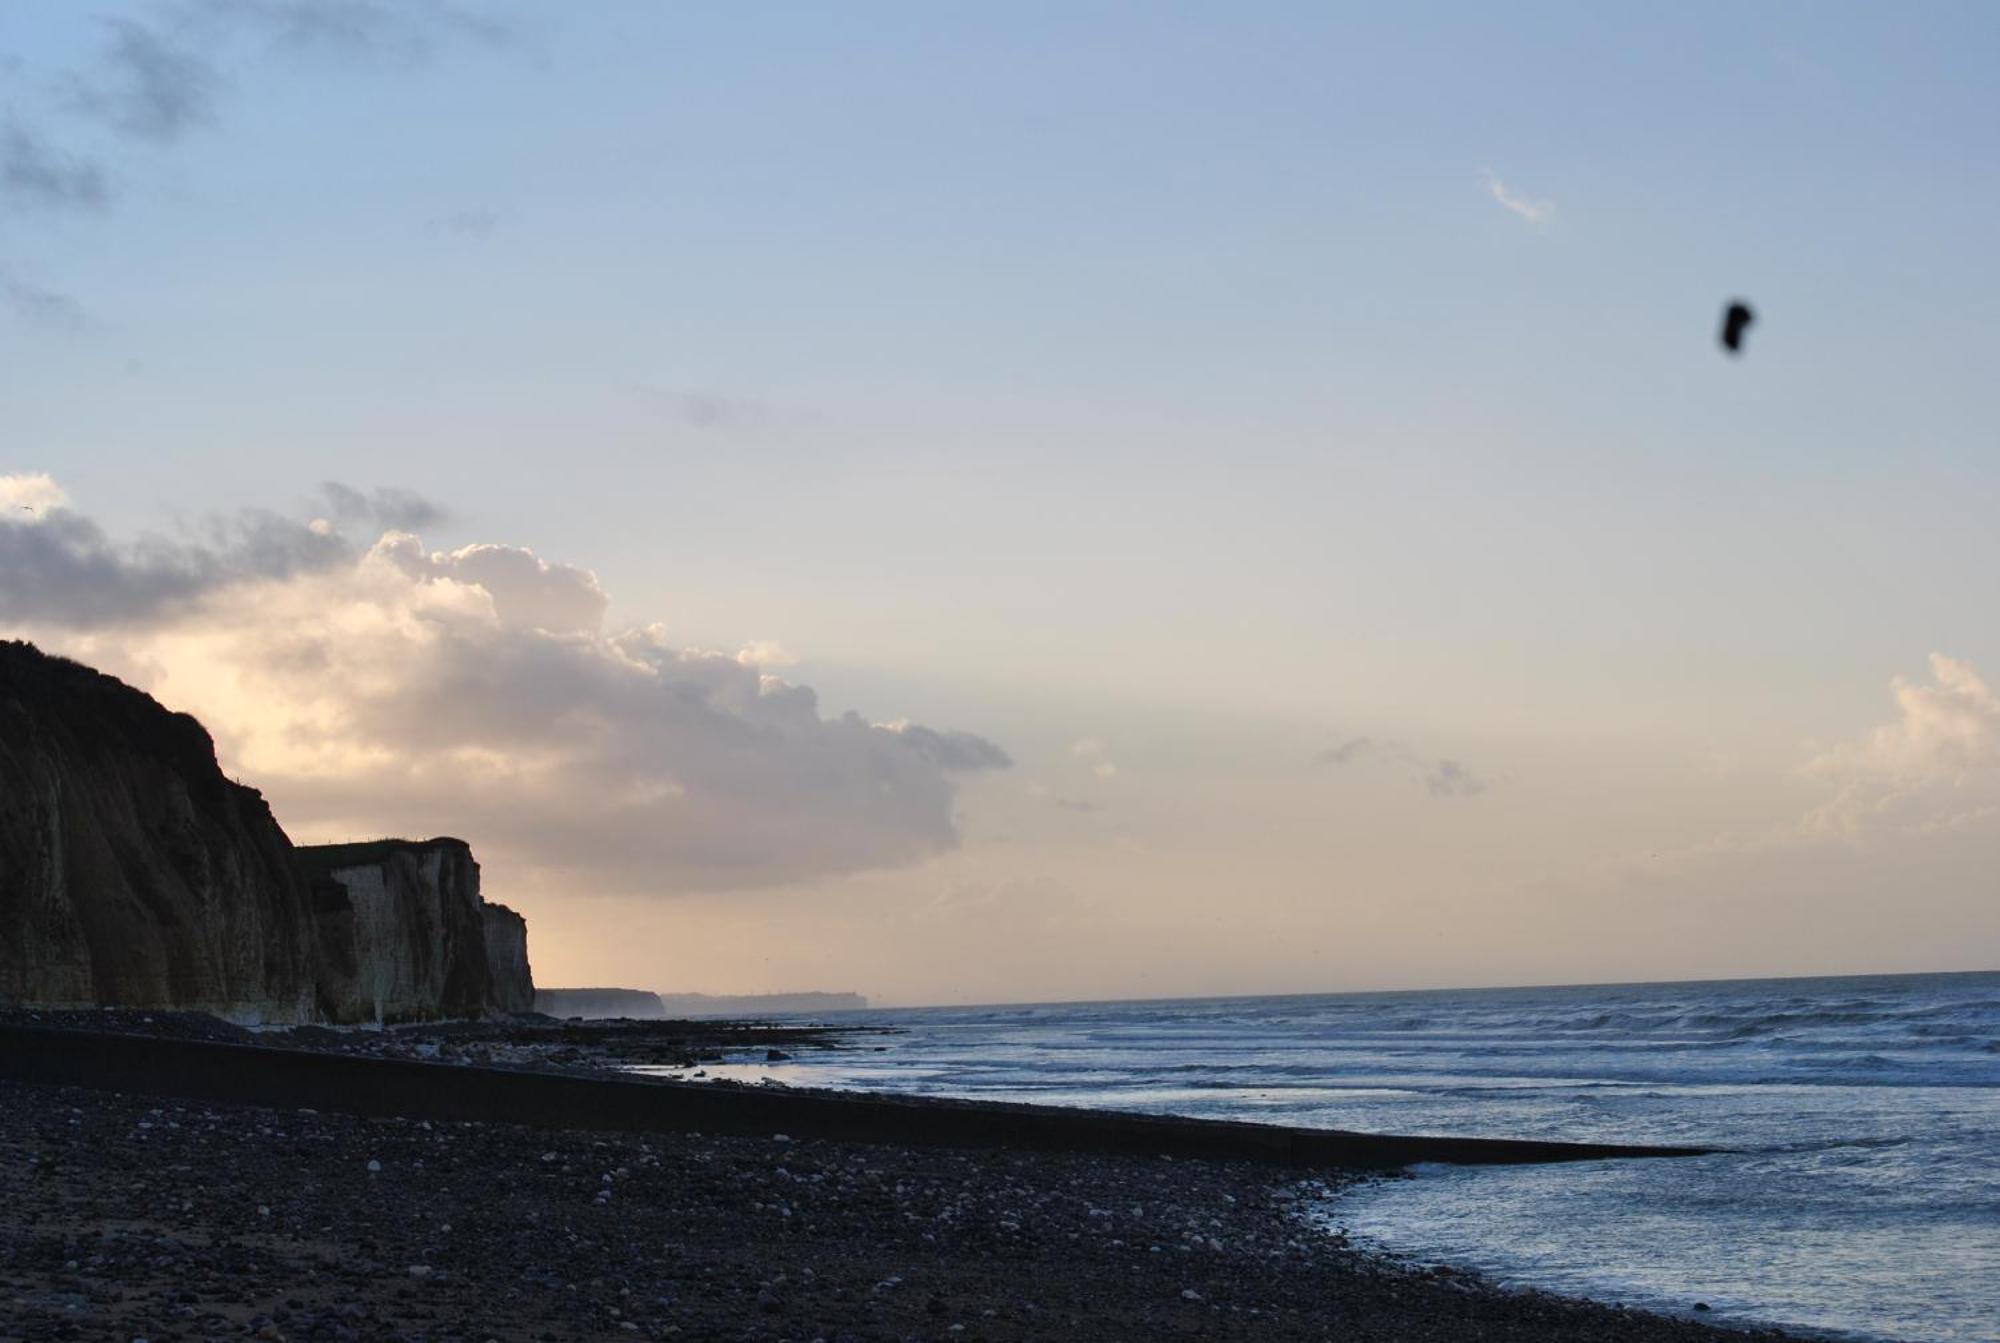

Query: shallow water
left=633, top=971, right=2000, bottom=1342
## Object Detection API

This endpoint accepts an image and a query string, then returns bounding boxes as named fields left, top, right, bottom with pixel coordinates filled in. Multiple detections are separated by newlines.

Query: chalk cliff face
left=295, top=839, right=506, bottom=1024
left=0, top=642, right=319, bottom=1021
left=482, top=903, right=534, bottom=1015
left=0, top=642, right=537, bottom=1023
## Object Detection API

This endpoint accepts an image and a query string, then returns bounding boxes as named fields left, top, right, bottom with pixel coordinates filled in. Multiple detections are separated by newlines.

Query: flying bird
left=1720, top=300, right=1756, bottom=355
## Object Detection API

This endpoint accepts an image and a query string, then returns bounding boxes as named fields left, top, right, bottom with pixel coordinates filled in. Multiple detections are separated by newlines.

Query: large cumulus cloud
left=1, top=478, right=1010, bottom=893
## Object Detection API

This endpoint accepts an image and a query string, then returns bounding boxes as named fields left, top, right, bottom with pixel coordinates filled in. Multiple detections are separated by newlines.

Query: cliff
left=295, top=838, right=511, bottom=1024
left=655, top=991, right=869, bottom=1016
left=533, top=989, right=871, bottom=1020
left=535, top=987, right=667, bottom=1019
left=0, top=642, right=537, bottom=1023
left=483, top=903, right=535, bottom=1015
left=0, top=642, right=319, bottom=1020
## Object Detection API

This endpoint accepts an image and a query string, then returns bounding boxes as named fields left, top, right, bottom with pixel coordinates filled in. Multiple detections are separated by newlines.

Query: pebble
left=0, top=1029, right=1762, bottom=1343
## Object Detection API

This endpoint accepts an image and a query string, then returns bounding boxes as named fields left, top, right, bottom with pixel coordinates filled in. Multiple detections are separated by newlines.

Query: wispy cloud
left=1316, top=736, right=1487, bottom=800
left=1, top=1, right=513, bottom=321
left=192, top=0, right=513, bottom=65
left=427, top=207, right=502, bottom=240
left=69, top=17, right=220, bottom=145
left=1481, top=168, right=1553, bottom=226
left=317, top=481, right=449, bottom=531
left=1, top=124, right=111, bottom=212
left=0, top=269, right=91, bottom=328
left=1424, top=758, right=1484, bottom=798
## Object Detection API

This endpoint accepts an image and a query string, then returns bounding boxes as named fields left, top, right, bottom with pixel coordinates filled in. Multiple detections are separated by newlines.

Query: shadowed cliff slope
left=0, top=641, right=319, bottom=1019
left=0, top=642, right=534, bottom=1023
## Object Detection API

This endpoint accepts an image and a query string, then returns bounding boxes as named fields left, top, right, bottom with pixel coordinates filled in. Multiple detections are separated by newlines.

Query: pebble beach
left=0, top=1061, right=1803, bottom=1343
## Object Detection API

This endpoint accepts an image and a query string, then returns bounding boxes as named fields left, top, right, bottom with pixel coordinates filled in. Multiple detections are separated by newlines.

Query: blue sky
left=5, top=3, right=1999, bottom=1000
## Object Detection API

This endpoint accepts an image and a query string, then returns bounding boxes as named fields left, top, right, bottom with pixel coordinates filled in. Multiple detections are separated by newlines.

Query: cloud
left=428, top=207, right=501, bottom=239
left=1, top=124, right=111, bottom=212
left=70, top=18, right=220, bottom=145
left=0, top=472, right=68, bottom=515
left=375, top=532, right=609, bottom=635
left=1801, top=653, right=2000, bottom=838
left=735, top=640, right=798, bottom=668
left=7, top=480, right=1011, bottom=895
left=1424, top=758, right=1485, bottom=798
left=880, top=721, right=1014, bottom=772
left=0, top=492, right=352, bottom=628
left=1316, top=735, right=1372, bottom=765
left=191, top=0, right=512, bottom=63
left=0, top=477, right=444, bottom=627
left=1316, top=735, right=1487, bottom=800
left=2, top=1, right=510, bottom=300
left=318, top=481, right=449, bottom=531
left=1481, top=169, right=1553, bottom=226
left=0, top=270, right=89, bottom=328
left=676, top=392, right=771, bottom=431
left=1071, top=735, right=1118, bottom=777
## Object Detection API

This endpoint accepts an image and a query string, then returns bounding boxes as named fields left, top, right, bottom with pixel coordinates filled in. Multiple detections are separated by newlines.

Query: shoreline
left=0, top=1072, right=1800, bottom=1343
left=0, top=1021, right=1716, bottom=1170
left=0, top=1012, right=1812, bottom=1342
left=1316, top=1171, right=1865, bottom=1343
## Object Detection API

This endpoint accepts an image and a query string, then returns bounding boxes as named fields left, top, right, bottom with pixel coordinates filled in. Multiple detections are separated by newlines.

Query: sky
left=4, top=2, right=1999, bottom=1005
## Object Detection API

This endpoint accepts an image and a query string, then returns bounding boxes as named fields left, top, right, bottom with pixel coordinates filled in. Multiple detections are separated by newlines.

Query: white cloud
left=1069, top=736, right=1119, bottom=779
left=6, top=480, right=1010, bottom=895
left=1481, top=169, right=1553, bottom=225
left=1802, top=653, right=2000, bottom=838
left=375, top=533, right=608, bottom=634
left=735, top=640, right=798, bottom=668
left=0, top=471, right=67, bottom=516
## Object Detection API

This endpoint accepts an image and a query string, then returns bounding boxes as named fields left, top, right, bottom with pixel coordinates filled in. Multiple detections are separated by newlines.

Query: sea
left=639, top=971, right=2000, bottom=1343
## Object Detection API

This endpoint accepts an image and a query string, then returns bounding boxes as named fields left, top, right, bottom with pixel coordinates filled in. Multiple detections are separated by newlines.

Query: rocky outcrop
left=482, top=903, right=534, bottom=1015
left=0, top=642, right=537, bottom=1023
left=0, top=642, right=319, bottom=1021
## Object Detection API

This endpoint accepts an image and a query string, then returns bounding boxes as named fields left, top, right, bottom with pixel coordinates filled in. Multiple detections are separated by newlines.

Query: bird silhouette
left=1720, top=300, right=1755, bottom=355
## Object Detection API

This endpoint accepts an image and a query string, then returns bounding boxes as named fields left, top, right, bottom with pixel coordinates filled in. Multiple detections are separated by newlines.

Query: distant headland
left=535, top=987, right=868, bottom=1019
